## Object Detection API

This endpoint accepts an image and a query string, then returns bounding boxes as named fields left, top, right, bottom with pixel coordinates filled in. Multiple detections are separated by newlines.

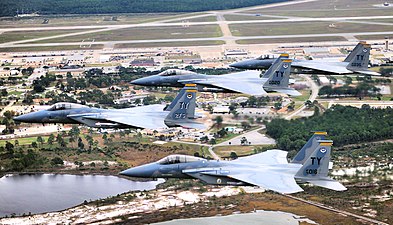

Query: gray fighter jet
left=13, top=84, right=204, bottom=130
left=230, top=42, right=380, bottom=76
left=131, top=56, right=300, bottom=96
left=120, top=133, right=346, bottom=194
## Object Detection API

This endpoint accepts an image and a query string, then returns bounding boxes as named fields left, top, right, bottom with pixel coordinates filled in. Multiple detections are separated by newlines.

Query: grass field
left=28, top=25, right=223, bottom=43
left=355, top=34, right=392, bottom=40
left=0, top=29, right=95, bottom=44
left=223, top=14, right=284, bottom=21
left=168, top=15, right=217, bottom=23
left=115, top=40, right=225, bottom=48
left=236, top=36, right=347, bottom=44
left=0, top=136, right=48, bottom=147
left=247, top=8, right=393, bottom=18
left=0, top=13, right=187, bottom=28
left=0, top=44, right=103, bottom=52
left=245, top=0, right=389, bottom=16
left=230, top=21, right=392, bottom=37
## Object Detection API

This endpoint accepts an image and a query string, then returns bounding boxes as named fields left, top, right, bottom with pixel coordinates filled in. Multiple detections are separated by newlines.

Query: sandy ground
left=0, top=187, right=240, bottom=225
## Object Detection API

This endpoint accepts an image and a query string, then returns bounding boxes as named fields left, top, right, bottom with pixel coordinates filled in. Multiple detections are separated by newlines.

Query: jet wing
left=179, top=71, right=266, bottom=96
left=105, top=115, right=167, bottom=129
left=229, top=172, right=304, bottom=194
left=69, top=113, right=167, bottom=129
left=293, top=61, right=351, bottom=74
left=234, top=150, right=288, bottom=164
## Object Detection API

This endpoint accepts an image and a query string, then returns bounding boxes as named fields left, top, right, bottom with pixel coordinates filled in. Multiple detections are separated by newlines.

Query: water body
left=153, top=210, right=317, bottom=225
left=0, top=174, right=164, bottom=217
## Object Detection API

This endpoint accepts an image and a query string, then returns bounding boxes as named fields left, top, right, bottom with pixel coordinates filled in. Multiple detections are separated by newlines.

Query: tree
left=51, top=157, right=64, bottom=166
left=36, top=136, right=44, bottom=147
left=229, top=152, right=238, bottom=159
left=48, top=134, right=55, bottom=145
left=213, top=116, right=223, bottom=128
left=241, top=121, right=251, bottom=130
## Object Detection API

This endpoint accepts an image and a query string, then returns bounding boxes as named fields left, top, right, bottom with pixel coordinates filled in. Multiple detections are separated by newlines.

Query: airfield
left=1, top=0, right=393, bottom=224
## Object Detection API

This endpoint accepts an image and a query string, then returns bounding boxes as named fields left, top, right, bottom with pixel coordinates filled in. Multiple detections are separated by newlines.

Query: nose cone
left=120, top=163, right=158, bottom=178
left=13, top=111, right=46, bottom=123
left=131, top=76, right=159, bottom=86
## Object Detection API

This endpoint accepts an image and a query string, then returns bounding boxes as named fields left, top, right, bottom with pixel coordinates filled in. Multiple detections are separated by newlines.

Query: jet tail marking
left=291, top=131, right=327, bottom=164
left=262, top=57, right=301, bottom=96
left=294, top=140, right=346, bottom=191
left=164, top=84, right=204, bottom=129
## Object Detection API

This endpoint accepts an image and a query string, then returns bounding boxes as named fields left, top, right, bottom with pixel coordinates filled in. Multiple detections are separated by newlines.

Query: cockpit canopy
left=47, top=102, right=88, bottom=111
left=256, top=55, right=275, bottom=60
left=158, top=69, right=197, bottom=77
left=157, top=154, right=203, bottom=165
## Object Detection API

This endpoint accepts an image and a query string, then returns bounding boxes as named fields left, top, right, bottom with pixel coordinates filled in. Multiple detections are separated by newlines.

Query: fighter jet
left=230, top=42, right=380, bottom=76
left=120, top=134, right=346, bottom=194
left=13, top=84, right=204, bottom=130
left=131, top=56, right=300, bottom=96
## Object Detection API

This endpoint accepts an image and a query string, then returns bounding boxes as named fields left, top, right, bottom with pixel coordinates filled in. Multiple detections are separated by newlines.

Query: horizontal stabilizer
left=352, top=70, right=381, bottom=76
left=307, top=179, right=347, bottom=191
left=174, top=121, right=206, bottom=130
left=269, top=88, right=301, bottom=96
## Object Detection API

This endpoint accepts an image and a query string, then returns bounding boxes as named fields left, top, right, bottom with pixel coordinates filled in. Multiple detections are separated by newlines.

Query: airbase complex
left=0, top=0, right=393, bottom=224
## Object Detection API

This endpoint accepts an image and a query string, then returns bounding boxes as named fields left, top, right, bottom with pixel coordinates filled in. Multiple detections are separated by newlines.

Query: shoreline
left=0, top=170, right=156, bottom=182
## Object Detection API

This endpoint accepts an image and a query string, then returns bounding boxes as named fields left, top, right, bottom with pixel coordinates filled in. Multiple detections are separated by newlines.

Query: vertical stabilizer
left=295, top=140, right=347, bottom=191
left=291, top=131, right=327, bottom=164
left=344, top=42, right=370, bottom=71
left=263, top=57, right=301, bottom=96
left=164, top=84, right=204, bottom=129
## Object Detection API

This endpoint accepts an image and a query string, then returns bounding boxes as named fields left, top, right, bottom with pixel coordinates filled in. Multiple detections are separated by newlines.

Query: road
left=214, top=126, right=275, bottom=147
left=2, top=31, right=393, bottom=49
left=285, top=74, right=319, bottom=120
left=285, top=194, right=389, bottom=225
left=1, top=0, right=393, bottom=48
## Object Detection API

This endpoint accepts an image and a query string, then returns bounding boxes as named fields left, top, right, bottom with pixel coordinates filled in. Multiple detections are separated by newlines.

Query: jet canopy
left=256, top=55, right=275, bottom=60
left=158, top=69, right=197, bottom=76
left=48, top=102, right=88, bottom=111
left=157, top=154, right=203, bottom=165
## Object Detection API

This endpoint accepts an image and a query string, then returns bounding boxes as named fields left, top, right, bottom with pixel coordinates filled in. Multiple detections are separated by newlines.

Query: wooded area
left=266, top=105, right=393, bottom=150
left=0, top=0, right=287, bottom=17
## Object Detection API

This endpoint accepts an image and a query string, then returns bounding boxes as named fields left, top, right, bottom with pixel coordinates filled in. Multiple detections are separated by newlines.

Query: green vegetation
left=230, top=21, right=393, bottom=37
left=0, top=0, right=287, bottom=17
left=236, top=36, right=347, bottom=44
left=318, top=76, right=391, bottom=99
left=29, top=25, right=223, bottom=44
left=115, top=40, right=225, bottom=49
left=266, top=105, right=393, bottom=150
left=0, top=45, right=103, bottom=52
left=0, top=29, right=93, bottom=44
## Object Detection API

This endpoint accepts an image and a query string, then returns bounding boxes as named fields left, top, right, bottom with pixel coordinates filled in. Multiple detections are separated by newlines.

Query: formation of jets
left=14, top=42, right=380, bottom=194
left=230, top=42, right=380, bottom=76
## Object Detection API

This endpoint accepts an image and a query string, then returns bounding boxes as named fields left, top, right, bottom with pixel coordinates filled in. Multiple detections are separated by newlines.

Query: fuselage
left=13, top=103, right=168, bottom=129
left=120, top=156, right=301, bottom=186
left=230, top=58, right=354, bottom=75
left=131, top=72, right=266, bottom=93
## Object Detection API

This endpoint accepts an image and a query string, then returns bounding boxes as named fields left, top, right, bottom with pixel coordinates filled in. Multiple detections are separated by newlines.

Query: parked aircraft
left=13, top=84, right=204, bottom=130
left=230, top=42, right=380, bottom=76
left=131, top=55, right=300, bottom=96
left=120, top=135, right=346, bottom=194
